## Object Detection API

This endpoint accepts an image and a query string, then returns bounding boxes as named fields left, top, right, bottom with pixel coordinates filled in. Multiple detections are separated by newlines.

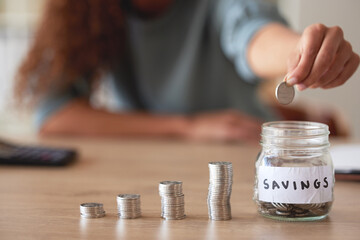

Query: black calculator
left=0, top=139, right=77, bottom=166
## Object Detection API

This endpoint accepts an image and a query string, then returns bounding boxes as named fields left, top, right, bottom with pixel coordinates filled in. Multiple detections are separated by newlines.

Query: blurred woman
left=15, top=0, right=359, bottom=142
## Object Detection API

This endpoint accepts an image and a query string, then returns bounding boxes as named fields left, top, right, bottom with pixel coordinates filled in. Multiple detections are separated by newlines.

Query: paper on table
left=330, top=144, right=360, bottom=173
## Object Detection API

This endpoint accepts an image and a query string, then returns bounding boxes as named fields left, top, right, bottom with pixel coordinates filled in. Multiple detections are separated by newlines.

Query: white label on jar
left=258, top=166, right=333, bottom=204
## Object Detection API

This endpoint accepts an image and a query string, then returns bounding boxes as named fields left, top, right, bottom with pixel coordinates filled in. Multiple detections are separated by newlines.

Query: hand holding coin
left=286, top=24, right=359, bottom=90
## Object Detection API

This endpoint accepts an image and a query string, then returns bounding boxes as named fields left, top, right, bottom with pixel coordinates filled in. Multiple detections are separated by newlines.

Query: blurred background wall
left=0, top=0, right=45, bottom=135
left=0, top=0, right=359, bottom=138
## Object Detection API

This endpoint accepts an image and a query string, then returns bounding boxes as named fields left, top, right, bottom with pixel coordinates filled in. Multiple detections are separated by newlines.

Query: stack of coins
left=207, top=162, right=233, bottom=220
left=80, top=203, right=106, bottom=218
left=159, top=181, right=186, bottom=220
left=116, top=194, right=141, bottom=219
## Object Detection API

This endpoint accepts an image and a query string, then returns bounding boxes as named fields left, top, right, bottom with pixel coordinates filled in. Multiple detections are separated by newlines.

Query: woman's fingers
left=219, top=111, right=261, bottom=141
left=286, top=24, right=326, bottom=86
left=232, top=115, right=262, bottom=142
left=311, top=41, right=353, bottom=88
left=223, top=125, right=259, bottom=142
left=187, top=110, right=262, bottom=142
left=322, top=53, right=360, bottom=89
left=299, top=26, right=344, bottom=89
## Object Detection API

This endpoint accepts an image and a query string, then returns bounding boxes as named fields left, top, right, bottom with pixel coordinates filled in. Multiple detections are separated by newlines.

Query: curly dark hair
left=14, top=0, right=127, bottom=105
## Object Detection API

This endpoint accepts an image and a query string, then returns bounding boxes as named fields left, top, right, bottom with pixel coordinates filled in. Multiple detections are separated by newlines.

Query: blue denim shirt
left=36, top=0, right=286, bottom=127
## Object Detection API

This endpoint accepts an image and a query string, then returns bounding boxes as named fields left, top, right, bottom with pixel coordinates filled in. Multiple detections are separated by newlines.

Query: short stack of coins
left=159, top=181, right=186, bottom=220
left=80, top=203, right=106, bottom=218
left=207, top=162, right=233, bottom=220
left=116, top=194, right=141, bottom=219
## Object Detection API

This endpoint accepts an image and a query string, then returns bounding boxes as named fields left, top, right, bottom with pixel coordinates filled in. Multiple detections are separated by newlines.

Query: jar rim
left=262, top=121, right=329, bottom=138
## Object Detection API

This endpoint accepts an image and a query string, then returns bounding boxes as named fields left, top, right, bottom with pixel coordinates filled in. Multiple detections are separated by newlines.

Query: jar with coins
left=253, top=121, right=334, bottom=221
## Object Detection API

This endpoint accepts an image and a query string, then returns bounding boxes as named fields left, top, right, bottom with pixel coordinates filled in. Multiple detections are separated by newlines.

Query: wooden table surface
left=0, top=136, right=359, bottom=240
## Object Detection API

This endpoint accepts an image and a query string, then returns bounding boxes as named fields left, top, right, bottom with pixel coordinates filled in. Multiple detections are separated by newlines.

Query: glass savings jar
left=254, top=121, right=334, bottom=221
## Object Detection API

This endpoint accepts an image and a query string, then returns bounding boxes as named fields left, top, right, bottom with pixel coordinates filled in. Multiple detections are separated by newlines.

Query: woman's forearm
left=40, top=99, right=266, bottom=142
left=247, top=23, right=300, bottom=80
left=40, top=99, right=189, bottom=138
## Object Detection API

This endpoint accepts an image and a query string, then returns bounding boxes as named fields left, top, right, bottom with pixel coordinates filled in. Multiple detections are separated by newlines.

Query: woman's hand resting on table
left=39, top=100, right=261, bottom=143
left=286, top=24, right=360, bottom=90
left=185, top=110, right=262, bottom=143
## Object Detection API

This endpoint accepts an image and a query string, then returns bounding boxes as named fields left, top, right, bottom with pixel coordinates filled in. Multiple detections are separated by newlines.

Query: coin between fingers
left=275, top=81, right=295, bottom=105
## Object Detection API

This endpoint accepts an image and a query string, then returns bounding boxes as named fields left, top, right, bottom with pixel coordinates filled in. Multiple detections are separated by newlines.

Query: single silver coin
left=275, top=81, right=295, bottom=105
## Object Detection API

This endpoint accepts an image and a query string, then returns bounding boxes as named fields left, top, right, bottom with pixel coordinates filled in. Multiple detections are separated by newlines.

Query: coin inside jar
left=275, top=81, right=295, bottom=105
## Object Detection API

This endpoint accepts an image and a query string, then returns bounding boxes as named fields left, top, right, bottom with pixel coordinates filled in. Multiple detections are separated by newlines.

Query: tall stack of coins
left=116, top=194, right=141, bottom=219
left=159, top=181, right=186, bottom=220
left=207, top=162, right=233, bottom=220
left=80, top=203, right=106, bottom=218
